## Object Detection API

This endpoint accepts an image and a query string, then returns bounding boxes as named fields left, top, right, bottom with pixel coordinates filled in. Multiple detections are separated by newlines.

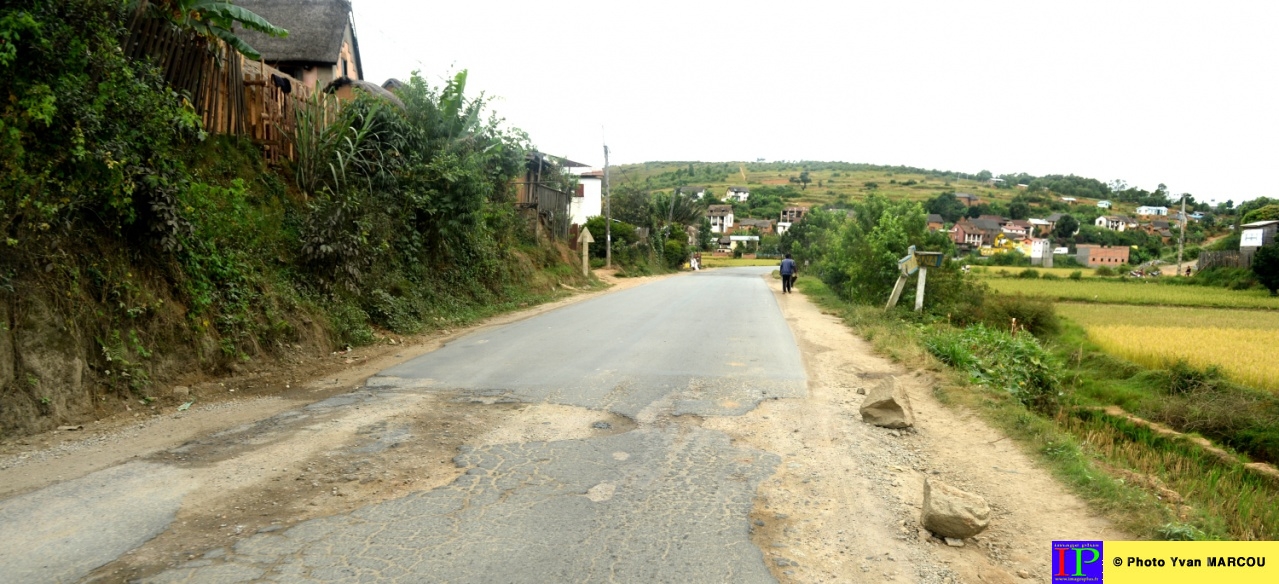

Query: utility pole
left=1177, top=192, right=1188, bottom=276
left=603, top=143, right=612, bottom=268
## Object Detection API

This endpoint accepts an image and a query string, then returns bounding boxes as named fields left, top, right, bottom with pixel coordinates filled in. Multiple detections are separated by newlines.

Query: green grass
left=985, top=278, right=1279, bottom=309
left=970, top=266, right=1097, bottom=278
left=796, top=277, right=1279, bottom=541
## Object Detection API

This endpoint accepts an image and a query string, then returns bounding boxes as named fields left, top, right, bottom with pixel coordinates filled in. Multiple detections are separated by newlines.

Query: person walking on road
left=780, top=253, right=797, bottom=294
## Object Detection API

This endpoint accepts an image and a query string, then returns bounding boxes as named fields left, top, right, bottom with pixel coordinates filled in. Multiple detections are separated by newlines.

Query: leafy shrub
left=1165, top=360, right=1224, bottom=395
left=1094, top=265, right=1117, bottom=276
left=1018, top=268, right=1041, bottom=279
left=1041, top=272, right=1061, bottom=281
left=925, top=324, right=1061, bottom=412
left=1069, top=270, right=1083, bottom=280
left=980, top=294, right=1060, bottom=337
left=663, top=239, right=688, bottom=269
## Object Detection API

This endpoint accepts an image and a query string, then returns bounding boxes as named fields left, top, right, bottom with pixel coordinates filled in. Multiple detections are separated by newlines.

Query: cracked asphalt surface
left=4, top=268, right=810, bottom=583
left=147, top=268, right=801, bottom=583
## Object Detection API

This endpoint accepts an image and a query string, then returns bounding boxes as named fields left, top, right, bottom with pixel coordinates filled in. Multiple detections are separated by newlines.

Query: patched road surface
left=0, top=268, right=1128, bottom=583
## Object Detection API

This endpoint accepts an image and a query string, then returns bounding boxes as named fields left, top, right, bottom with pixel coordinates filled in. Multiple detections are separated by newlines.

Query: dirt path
left=700, top=274, right=1129, bottom=583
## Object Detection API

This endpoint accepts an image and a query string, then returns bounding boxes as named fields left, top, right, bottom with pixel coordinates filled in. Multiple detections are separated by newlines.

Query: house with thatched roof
left=234, top=0, right=362, bottom=91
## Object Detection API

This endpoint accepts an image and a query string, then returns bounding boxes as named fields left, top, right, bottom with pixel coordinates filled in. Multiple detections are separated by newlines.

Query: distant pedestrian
left=1185, top=266, right=1192, bottom=277
left=780, top=254, right=797, bottom=293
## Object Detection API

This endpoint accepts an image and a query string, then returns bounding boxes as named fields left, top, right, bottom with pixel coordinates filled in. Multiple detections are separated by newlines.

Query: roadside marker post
left=578, top=227, right=594, bottom=277
left=885, top=247, right=945, bottom=312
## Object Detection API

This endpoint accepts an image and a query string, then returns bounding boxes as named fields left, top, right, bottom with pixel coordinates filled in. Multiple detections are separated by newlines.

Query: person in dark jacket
left=780, top=254, right=797, bottom=293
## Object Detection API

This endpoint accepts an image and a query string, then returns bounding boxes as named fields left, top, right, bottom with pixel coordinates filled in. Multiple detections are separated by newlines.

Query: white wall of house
left=1094, top=216, right=1128, bottom=231
left=569, top=176, right=603, bottom=226
left=1097, top=200, right=1111, bottom=208
left=1136, top=206, right=1168, bottom=216
left=777, top=221, right=793, bottom=235
left=709, top=213, right=735, bottom=234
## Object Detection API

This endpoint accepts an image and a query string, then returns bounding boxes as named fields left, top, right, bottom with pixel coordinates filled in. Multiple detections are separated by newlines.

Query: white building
left=777, top=222, right=793, bottom=235
left=725, top=187, right=750, bottom=202
left=1094, top=215, right=1136, bottom=231
left=568, top=169, right=603, bottom=226
left=1136, top=205, right=1168, bottom=216
left=707, top=204, right=735, bottom=234
left=1096, top=200, right=1112, bottom=209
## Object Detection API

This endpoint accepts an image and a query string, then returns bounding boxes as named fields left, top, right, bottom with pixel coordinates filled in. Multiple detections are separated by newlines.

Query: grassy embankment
left=796, top=276, right=1279, bottom=541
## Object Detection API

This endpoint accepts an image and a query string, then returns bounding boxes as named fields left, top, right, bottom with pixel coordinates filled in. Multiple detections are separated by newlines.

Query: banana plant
left=141, top=0, right=287, bottom=60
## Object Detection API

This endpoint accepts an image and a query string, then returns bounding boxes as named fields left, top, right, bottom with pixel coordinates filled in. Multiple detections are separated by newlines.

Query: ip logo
left=1052, top=541, right=1104, bottom=583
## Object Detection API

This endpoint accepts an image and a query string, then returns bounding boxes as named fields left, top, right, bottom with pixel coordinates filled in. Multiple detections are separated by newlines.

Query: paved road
left=5, top=268, right=808, bottom=583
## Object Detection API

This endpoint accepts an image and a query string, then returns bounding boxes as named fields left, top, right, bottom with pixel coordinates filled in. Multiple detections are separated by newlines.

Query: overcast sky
left=355, top=0, right=1278, bottom=203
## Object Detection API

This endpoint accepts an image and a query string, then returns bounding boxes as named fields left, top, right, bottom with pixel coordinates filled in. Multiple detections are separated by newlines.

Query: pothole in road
left=82, top=394, right=637, bottom=583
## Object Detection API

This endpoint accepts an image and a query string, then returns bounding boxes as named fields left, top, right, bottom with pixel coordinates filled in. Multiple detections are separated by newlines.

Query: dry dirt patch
left=702, top=274, right=1129, bottom=583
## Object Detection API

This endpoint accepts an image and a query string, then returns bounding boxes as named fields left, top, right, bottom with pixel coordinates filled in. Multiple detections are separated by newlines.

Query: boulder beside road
left=859, top=377, right=915, bottom=428
left=921, top=478, right=991, bottom=539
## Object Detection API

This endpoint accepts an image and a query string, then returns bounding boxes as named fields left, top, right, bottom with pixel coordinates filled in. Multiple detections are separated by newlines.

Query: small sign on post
left=578, top=227, right=595, bottom=277
left=886, top=247, right=947, bottom=311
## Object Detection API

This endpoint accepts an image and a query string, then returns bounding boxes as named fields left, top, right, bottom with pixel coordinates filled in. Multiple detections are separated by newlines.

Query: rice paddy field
left=970, top=266, right=1097, bottom=278
left=1057, top=303, right=1279, bottom=392
left=986, top=278, right=1279, bottom=309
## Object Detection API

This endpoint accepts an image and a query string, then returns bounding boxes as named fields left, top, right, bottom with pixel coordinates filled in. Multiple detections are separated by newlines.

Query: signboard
left=1241, top=228, right=1265, bottom=248
left=578, top=227, right=595, bottom=244
left=913, top=251, right=944, bottom=268
left=898, top=245, right=919, bottom=275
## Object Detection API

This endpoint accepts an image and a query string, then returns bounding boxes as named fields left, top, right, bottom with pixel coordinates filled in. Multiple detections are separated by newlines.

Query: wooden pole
left=886, top=274, right=908, bottom=310
left=914, top=267, right=928, bottom=312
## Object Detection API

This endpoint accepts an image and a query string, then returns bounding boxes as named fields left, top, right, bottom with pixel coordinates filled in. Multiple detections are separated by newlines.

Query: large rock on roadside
left=859, top=377, right=914, bottom=428
left=921, top=478, right=990, bottom=538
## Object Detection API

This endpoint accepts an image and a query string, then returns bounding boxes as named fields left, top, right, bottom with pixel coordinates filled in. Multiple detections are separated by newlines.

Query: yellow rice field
left=1058, top=303, right=1279, bottom=391
left=986, top=278, right=1279, bottom=309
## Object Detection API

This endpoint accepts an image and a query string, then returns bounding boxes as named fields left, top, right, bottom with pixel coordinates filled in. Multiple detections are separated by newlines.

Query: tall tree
left=1053, top=214, right=1080, bottom=239
left=1253, top=243, right=1279, bottom=296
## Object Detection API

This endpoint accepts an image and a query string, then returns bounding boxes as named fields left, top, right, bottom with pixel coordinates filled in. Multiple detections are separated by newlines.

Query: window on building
left=575, top=184, right=584, bottom=197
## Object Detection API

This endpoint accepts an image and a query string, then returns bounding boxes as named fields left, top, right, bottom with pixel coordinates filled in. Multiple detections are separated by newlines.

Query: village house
left=725, top=187, right=750, bottom=202
left=1001, top=220, right=1030, bottom=239
left=1097, top=200, right=1112, bottom=209
left=777, top=206, right=808, bottom=235
left=1043, top=212, right=1064, bottom=234
left=707, top=205, right=735, bottom=234
left=1136, top=205, right=1169, bottom=217
left=1076, top=244, right=1130, bottom=267
left=1094, top=215, right=1137, bottom=231
left=954, top=193, right=981, bottom=207
left=1240, top=220, right=1279, bottom=249
left=733, top=218, right=775, bottom=235
left=1139, top=220, right=1173, bottom=242
left=927, top=214, right=945, bottom=232
left=951, top=217, right=1001, bottom=248
left=1028, top=217, right=1052, bottom=237
left=680, top=186, right=708, bottom=199
left=568, top=168, right=603, bottom=226
left=234, top=0, right=362, bottom=91
left=1061, top=196, right=1077, bottom=204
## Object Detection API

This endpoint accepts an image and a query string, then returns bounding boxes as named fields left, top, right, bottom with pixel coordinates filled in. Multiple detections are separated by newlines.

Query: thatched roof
left=234, top=0, right=354, bottom=65
left=324, top=78, right=405, bottom=110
